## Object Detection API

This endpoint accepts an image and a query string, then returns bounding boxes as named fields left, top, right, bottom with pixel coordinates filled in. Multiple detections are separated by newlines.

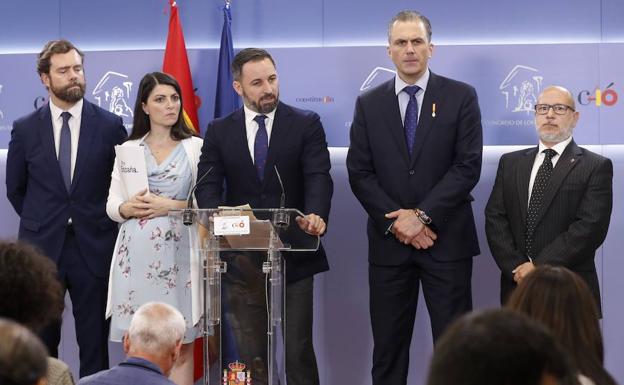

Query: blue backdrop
left=0, top=1, right=623, bottom=384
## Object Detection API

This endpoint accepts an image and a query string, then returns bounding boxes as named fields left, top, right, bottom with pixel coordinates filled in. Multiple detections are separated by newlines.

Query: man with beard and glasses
left=196, top=48, right=333, bottom=385
left=485, top=85, right=613, bottom=312
left=6, top=39, right=127, bottom=377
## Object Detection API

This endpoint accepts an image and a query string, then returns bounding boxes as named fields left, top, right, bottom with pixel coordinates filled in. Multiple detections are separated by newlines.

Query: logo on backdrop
left=92, top=71, right=134, bottom=129
left=499, top=65, right=543, bottom=114
left=342, top=66, right=398, bottom=129
left=360, top=66, right=396, bottom=91
left=295, top=96, right=335, bottom=103
left=577, top=82, right=618, bottom=107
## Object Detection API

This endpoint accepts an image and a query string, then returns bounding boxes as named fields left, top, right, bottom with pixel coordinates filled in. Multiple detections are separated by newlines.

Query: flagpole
left=213, top=0, right=240, bottom=119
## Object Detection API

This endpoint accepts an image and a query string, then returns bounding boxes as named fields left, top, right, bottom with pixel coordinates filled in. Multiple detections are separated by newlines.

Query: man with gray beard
left=6, top=39, right=127, bottom=377
left=485, top=85, right=613, bottom=314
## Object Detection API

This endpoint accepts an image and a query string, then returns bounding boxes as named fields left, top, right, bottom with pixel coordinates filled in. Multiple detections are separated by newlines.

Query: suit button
left=409, top=170, right=415, bottom=175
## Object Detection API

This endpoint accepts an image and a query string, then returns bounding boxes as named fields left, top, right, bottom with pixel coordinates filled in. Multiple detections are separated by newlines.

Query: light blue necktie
left=59, top=111, right=72, bottom=191
left=403, top=85, right=420, bottom=155
left=253, top=114, right=268, bottom=181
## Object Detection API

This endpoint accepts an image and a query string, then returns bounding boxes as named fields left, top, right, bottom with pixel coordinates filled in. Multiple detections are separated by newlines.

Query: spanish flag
left=163, top=0, right=200, bottom=133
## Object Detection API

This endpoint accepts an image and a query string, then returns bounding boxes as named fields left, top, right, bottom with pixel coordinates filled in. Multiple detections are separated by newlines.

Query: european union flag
left=214, top=3, right=240, bottom=119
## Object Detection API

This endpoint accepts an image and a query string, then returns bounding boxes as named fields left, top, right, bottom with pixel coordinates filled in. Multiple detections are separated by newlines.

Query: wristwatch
left=414, top=208, right=432, bottom=225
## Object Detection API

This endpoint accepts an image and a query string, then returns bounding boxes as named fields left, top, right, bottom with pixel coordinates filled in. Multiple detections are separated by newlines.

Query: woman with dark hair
left=105, top=72, right=203, bottom=385
left=507, top=266, right=617, bottom=385
left=0, top=241, right=73, bottom=385
left=0, top=318, right=49, bottom=385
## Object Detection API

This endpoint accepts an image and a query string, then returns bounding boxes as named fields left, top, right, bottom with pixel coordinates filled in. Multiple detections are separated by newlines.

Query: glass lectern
left=169, top=208, right=320, bottom=385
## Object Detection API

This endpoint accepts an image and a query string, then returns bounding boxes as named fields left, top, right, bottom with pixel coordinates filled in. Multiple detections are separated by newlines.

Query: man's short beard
left=537, top=126, right=572, bottom=144
left=51, top=82, right=85, bottom=104
left=248, top=93, right=279, bottom=114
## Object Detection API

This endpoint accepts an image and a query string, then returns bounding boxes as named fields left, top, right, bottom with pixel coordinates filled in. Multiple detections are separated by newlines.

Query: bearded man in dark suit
left=6, top=40, right=127, bottom=376
left=485, top=85, right=613, bottom=314
left=195, top=48, right=333, bottom=385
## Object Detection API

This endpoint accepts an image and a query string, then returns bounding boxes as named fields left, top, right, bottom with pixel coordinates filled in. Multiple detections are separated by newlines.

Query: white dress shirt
left=395, top=68, right=430, bottom=125
left=49, top=99, right=83, bottom=181
left=244, top=105, right=276, bottom=163
left=527, top=136, right=573, bottom=205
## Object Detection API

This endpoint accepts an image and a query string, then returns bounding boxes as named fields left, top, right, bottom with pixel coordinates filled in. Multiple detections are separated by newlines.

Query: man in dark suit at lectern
left=347, top=10, right=483, bottom=385
left=195, top=48, right=333, bottom=385
left=485, top=85, right=613, bottom=314
left=6, top=40, right=127, bottom=376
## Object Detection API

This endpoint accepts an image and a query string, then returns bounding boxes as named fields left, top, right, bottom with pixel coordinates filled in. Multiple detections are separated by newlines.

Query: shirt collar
left=244, top=104, right=276, bottom=126
left=395, top=68, right=430, bottom=96
left=538, top=135, right=572, bottom=156
left=49, top=98, right=83, bottom=121
left=122, top=356, right=164, bottom=374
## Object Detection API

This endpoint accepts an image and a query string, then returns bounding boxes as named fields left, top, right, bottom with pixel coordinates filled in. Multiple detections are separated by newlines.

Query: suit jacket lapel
left=71, top=101, right=96, bottom=192
left=410, top=73, right=440, bottom=165
left=381, top=80, right=410, bottom=165
left=264, top=102, right=292, bottom=187
left=38, top=104, right=67, bottom=192
left=532, top=141, right=582, bottom=227
left=516, top=146, right=537, bottom=226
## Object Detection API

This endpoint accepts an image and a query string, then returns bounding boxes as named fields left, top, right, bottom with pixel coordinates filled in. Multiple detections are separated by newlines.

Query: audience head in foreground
left=124, top=301, right=185, bottom=376
left=427, top=309, right=578, bottom=385
left=0, top=318, right=49, bottom=385
left=78, top=302, right=185, bottom=385
left=507, top=266, right=616, bottom=385
left=0, top=241, right=64, bottom=332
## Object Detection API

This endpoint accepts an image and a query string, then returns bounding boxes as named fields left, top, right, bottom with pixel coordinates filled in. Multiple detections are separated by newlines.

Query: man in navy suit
left=6, top=40, right=127, bottom=376
left=196, top=48, right=333, bottom=385
left=347, top=10, right=483, bottom=385
left=485, top=86, right=612, bottom=312
left=78, top=302, right=184, bottom=385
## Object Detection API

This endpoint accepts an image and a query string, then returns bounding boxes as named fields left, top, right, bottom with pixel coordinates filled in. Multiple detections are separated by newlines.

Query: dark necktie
left=403, top=85, right=420, bottom=155
left=59, top=111, right=72, bottom=191
left=525, top=148, right=557, bottom=258
left=253, top=114, right=268, bottom=181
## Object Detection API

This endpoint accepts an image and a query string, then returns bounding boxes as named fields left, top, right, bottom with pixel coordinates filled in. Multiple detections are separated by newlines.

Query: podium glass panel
left=169, top=208, right=320, bottom=385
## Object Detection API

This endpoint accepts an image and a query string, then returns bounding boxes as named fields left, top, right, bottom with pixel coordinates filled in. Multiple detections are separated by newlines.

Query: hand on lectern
left=296, top=213, right=326, bottom=236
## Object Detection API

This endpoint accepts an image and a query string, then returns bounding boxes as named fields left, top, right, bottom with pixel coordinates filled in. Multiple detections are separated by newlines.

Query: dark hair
left=507, top=266, right=616, bottom=385
left=427, top=309, right=578, bottom=385
left=0, top=318, right=49, bottom=385
left=37, top=39, right=84, bottom=75
left=0, top=241, right=63, bottom=332
left=127, top=72, right=195, bottom=141
left=231, top=48, right=276, bottom=81
left=388, top=10, right=432, bottom=43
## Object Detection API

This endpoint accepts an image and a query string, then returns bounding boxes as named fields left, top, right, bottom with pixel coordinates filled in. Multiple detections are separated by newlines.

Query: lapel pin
left=571, top=158, right=575, bottom=163
left=432, top=103, right=436, bottom=118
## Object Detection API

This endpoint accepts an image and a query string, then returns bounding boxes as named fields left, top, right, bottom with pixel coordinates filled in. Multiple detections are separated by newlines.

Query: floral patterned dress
left=109, top=143, right=199, bottom=343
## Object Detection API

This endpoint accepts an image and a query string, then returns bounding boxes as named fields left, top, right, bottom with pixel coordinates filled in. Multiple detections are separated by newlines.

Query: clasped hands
left=386, top=209, right=437, bottom=249
left=119, top=189, right=184, bottom=220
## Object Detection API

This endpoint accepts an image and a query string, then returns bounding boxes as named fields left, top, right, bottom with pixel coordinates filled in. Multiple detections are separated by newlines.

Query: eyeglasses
left=534, top=104, right=575, bottom=115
